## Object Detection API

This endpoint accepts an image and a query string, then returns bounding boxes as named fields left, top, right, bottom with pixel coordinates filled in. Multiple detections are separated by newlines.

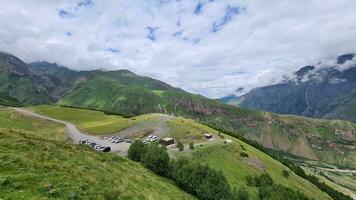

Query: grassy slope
left=303, top=168, right=356, bottom=199
left=57, top=77, right=356, bottom=168
left=0, top=108, right=193, bottom=200
left=326, top=171, right=356, bottom=192
left=0, top=92, right=22, bottom=107
left=166, top=117, right=218, bottom=143
left=27, top=105, right=331, bottom=199
left=28, top=105, right=131, bottom=135
left=173, top=135, right=331, bottom=200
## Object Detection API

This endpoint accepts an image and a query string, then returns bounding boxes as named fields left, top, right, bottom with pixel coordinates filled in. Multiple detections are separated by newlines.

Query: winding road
left=13, top=108, right=130, bottom=156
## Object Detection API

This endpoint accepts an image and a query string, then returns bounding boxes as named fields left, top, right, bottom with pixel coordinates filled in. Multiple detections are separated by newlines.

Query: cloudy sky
left=1, top=0, right=356, bottom=98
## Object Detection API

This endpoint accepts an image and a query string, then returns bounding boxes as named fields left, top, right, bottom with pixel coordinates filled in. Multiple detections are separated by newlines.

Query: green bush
left=254, top=173, right=273, bottom=187
left=232, top=186, right=249, bottom=200
left=245, top=175, right=255, bottom=186
left=177, top=141, right=184, bottom=151
left=189, top=142, right=194, bottom=150
left=170, top=158, right=231, bottom=200
left=141, top=143, right=170, bottom=176
left=127, top=140, right=145, bottom=162
left=282, top=170, right=290, bottom=178
left=240, top=152, right=248, bottom=157
left=258, top=184, right=309, bottom=200
left=249, top=173, right=310, bottom=200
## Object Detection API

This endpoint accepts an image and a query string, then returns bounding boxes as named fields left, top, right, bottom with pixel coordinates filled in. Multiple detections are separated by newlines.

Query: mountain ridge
left=223, top=54, right=356, bottom=123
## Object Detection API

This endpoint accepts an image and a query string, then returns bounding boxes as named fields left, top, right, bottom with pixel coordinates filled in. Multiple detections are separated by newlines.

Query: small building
left=160, top=137, right=175, bottom=146
left=224, top=139, right=233, bottom=144
left=203, top=133, right=213, bottom=139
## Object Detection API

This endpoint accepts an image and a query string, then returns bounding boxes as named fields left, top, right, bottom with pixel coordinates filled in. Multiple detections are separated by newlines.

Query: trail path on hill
left=12, top=108, right=130, bottom=156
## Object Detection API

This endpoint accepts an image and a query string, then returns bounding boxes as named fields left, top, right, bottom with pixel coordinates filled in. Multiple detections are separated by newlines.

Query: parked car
left=89, top=142, right=97, bottom=147
left=95, top=145, right=103, bottom=150
left=96, top=146, right=104, bottom=151
left=79, top=139, right=88, bottom=144
left=102, top=147, right=111, bottom=152
left=109, top=136, right=117, bottom=142
left=111, top=138, right=123, bottom=143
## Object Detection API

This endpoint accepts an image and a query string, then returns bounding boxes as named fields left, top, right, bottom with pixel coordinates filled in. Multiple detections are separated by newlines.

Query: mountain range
left=0, top=51, right=355, bottom=169
left=223, top=54, right=356, bottom=123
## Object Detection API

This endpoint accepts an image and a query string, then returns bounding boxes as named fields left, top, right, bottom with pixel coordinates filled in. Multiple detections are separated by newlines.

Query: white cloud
left=1, top=0, right=356, bottom=98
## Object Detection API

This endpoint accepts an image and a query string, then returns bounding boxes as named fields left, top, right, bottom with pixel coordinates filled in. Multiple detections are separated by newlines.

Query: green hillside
left=27, top=105, right=333, bottom=199
left=0, top=52, right=56, bottom=105
left=0, top=108, right=194, bottom=200
left=28, top=105, right=131, bottom=135
left=173, top=136, right=332, bottom=200
left=56, top=74, right=356, bottom=168
left=0, top=92, right=22, bottom=107
left=325, top=91, right=356, bottom=122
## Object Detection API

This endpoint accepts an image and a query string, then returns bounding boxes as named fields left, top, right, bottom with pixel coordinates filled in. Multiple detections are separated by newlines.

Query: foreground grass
left=0, top=108, right=193, bottom=200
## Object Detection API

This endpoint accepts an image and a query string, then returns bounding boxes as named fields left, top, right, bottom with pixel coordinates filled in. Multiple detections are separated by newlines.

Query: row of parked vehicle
left=79, top=139, right=111, bottom=152
left=142, top=135, right=157, bottom=144
left=109, top=136, right=132, bottom=143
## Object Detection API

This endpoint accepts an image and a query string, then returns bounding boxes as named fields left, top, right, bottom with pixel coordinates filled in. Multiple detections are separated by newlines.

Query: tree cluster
left=128, top=140, right=169, bottom=176
left=247, top=173, right=310, bottom=200
left=128, top=140, right=246, bottom=200
left=169, top=158, right=232, bottom=200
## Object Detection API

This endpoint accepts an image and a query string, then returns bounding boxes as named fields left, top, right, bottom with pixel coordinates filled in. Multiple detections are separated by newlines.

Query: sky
left=1, top=0, right=356, bottom=98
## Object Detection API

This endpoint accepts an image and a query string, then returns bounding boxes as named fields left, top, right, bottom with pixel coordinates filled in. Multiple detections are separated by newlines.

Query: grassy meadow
left=28, top=105, right=131, bottom=135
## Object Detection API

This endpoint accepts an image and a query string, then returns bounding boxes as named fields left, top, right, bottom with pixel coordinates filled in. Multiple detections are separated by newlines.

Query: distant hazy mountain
left=223, top=54, right=356, bottom=122
left=1, top=52, right=355, bottom=168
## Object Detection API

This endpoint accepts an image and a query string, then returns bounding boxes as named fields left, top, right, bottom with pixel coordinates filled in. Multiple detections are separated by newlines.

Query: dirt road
left=13, top=108, right=130, bottom=156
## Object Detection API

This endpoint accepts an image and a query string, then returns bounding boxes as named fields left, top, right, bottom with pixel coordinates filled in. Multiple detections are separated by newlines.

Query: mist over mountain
left=223, top=54, right=356, bottom=122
